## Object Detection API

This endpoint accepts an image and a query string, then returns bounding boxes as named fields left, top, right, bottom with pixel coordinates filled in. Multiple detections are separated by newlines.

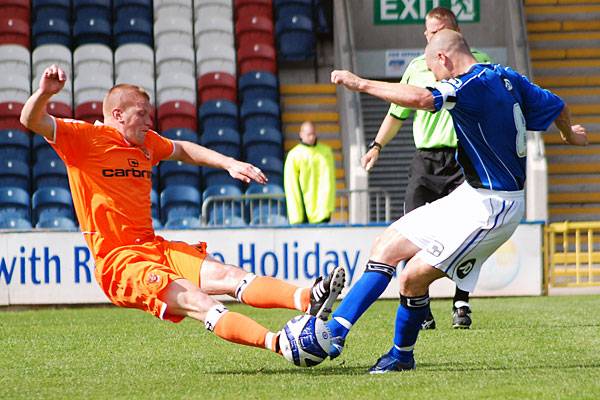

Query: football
left=279, top=315, right=332, bottom=367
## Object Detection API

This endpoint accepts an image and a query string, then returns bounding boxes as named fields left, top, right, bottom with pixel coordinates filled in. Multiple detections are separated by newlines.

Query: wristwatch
left=367, top=140, right=382, bottom=151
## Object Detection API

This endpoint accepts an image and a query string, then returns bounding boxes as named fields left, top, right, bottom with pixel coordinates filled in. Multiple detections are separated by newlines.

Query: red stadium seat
left=0, top=102, right=25, bottom=130
left=158, top=101, right=197, bottom=132
left=198, top=72, right=237, bottom=104
left=75, top=101, right=103, bottom=124
left=0, top=18, right=30, bottom=48
left=238, top=43, right=277, bottom=75
left=236, top=15, right=274, bottom=48
left=3, top=0, right=30, bottom=23
left=234, top=0, right=273, bottom=22
left=47, top=102, right=73, bottom=119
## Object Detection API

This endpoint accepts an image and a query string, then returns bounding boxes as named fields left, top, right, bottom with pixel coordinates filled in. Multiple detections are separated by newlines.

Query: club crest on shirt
left=504, top=78, right=513, bottom=91
left=456, top=258, right=476, bottom=279
left=128, top=159, right=139, bottom=168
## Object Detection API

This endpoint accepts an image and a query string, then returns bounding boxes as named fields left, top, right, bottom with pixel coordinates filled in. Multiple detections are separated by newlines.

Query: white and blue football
left=279, top=315, right=332, bottom=367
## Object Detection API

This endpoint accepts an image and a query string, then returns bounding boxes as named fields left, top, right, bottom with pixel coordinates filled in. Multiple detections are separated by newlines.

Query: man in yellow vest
left=284, top=121, right=335, bottom=224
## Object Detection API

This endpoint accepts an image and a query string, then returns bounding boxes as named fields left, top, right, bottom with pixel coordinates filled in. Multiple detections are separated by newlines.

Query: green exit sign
left=375, top=0, right=480, bottom=25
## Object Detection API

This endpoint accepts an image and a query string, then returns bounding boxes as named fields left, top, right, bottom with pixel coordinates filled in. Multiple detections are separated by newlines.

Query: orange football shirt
left=49, top=118, right=174, bottom=259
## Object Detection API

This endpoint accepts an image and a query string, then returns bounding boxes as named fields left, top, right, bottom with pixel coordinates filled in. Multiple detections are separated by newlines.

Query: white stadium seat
left=156, top=72, right=196, bottom=105
left=194, top=0, right=233, bottom=22
left=0, top=45, right=31, bottom=80
left=196, top=44, right=236, bottom=77
left=154, top=17, right=194, bottom=49
left=0, top=74, right=30, bottom=103
left=115, top=44, right=155, bottom=78
left=32, top=44, right=72, bottom=79
left=73, top=44, right=113, bottom=80
left=194, top=16, right=234, bottom=50
left=154, top=0, right=192, bottom=21
left=115, top=73, right=155, bottom=105
left=155, top=44, right=195, bottom=77
left=74, top=75, right=114, bottom=106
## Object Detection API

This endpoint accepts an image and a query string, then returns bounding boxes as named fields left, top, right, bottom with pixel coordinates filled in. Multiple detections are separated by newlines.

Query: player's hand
left=562, top=124, right=588, bottom=146
left=227, top=160, right=268, bottom=184
left=361, top=148, right=380, bottom=171
left=331, top=70, right=363, bottom=92
left=39, top=64, right=67, bottom=95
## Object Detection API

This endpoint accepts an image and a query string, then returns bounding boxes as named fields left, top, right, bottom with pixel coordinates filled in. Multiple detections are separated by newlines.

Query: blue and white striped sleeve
left=427, top=80, right=458, bottom=112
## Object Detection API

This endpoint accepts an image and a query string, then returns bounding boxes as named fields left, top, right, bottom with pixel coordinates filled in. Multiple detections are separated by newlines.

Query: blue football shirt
left=429, top=64, right=565, bottom=191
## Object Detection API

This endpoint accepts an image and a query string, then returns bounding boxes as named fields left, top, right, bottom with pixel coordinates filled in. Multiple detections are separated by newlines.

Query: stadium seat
left=73, top=0, right=112, bottom=21
left=163, top=127, right=198, bottom=143
left=0, top=102, right=25, bottom=130
left=202, top=168, right=242, bottom=189
left=33, top=134, right=60, bottom=162
left=32, top=0, right=71, bottom=21
left=237, top=43, right=277, bottom=75
left=156, top=73, right=196, bottom=105
left=157, top=100, right=197, bottom=132
left=251, top=213, right=287, bottom=226
left=4, top=0, right=31, bottom=23
left=151, top=166, right=159, bottom=191
left=73, top=44, right=113, bottom=79
left=33, top=158, right=69, bottom=190
left=32, top=44, right=72, bottom=81
left=201, top=127, right=241, bottom=159
left=196, top=44, right=236, bottom=77
left=74, top=75, right=113, bottom=106
left=239, top=71, right=278, bottom=102
left=36, top=216, right=77, bottom=229
left=115, top=44, right=154, bottom=78
left=0, top=45, right=31, bottom=81
left=160, top=185, right=201, bottom=223
left=198, top=100, right=238, bottom=133
left=151, top=187, right=159, bottom=219
left=246, top=154, right=283, bottom=185
left=0, top=216, right=32, bottom=230
left=31, top=18, right=70, bottom=48
left=0, top=129, right=30, bottom=164
left=47, top=102, right=73, bottom=118
left=236, top=15, right=275, bottom=49
left=243, top=126, right=282, bottom=159
left=194, top=16, right=234, bottom=50
left=153, top=0, right=192, bottom=21
left=0, top=159, right=29, bottom=191
left=0, top=18, right=30, bottom=48
left=32, top=187, right=74, bottom=224
left=275, top=14, right=315, bottom=61
left=164, top=216, right=201, bottom=229
left=115, top=73, right=155, bottom=105
left=202, top=184, right=243, bottom=225
left=198, top=72, right=237, bottom=104
left=114, top=17, right=153, bottom=47
left=240, top=98, right=280, bottom=131
left=194, top=0, right=233, bottom=23
left=274, top=0, right=312, bottom=19
left=155, top=44, right=195, bottom=77
left=154, top=16, right=193, bottom=49
left=245, top=182, right=285, bottom=220
left=74, top=101, right=104, bottom=123
left=0, top=74, right=30, bottom=104
left=113, top=0, right=153, bottom=22
left=0, top=187, right=30, bottom=221
left=234, top=0, right=273, bottom=21
left=73, top=17, right=112, bottom=47
left=159, top=160, right=201, bottom=189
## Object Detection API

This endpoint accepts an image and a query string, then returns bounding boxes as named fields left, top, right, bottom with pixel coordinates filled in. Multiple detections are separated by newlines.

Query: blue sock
left=389, top=294, right=430, bottom=363
left=327, top=260, right=395, bottom=338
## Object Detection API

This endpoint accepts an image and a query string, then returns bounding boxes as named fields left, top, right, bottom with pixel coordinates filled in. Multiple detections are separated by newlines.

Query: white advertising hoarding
left=0, top=224, right=542, bottom=306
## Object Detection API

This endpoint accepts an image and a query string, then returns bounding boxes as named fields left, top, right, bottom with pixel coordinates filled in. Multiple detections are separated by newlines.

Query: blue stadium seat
left=275, top=14, right=315, bottom=61
left=73, top=17, right=112, bottom=47
left=201, top=127, right=241, bottom=159
left=0, top=216, right=32, bottom=230
left=113, top=0, right=152, bottom=22
left=202, top=185, right=243, bottom=225
left=243, top=127, right=283, bottom=160
left=0, top=159, right=29, bottom=191
left=160, top=185, right=201, bottom=223
left=32, top=18, right=71, bottom=48
left=246, top=155, right=283, bottom=186
left=241, top=98, right=281, bottom=132
left=36, top=216, right=77, bottom=229
left=198, top=100, right=238, bottom=134
left=33, top=134, right=60, bottom=162
left=245, top=183, right=286, bottom=223
left=0, top=187, right=30, bottom=221
left=275, top=0, right=313, bottom=19
left=150, top=188, right=159, bottom=221
left=159, top=161, right=201, bottom=189
left=33, top=0, right=71, bottom=22
left=251, top=213, right=288, bottom=226
left=151, top=166, right=159, bottom=192
left=113, top=17, right=153, bottom=47
left=239, top=71, right=279, bottom=102
left=74, top=0, right=112, bottom=21
left=0, top=129, right=30, bottom=164
left=163, top=128, right=199, bottom=143
left=164, top=216, right=201, bottom=230
left=32, top=187, right=74, bottom=225
left=33, top=158, right=68, bottom=190
left=202, top=168, right=242, bottom=189
left=152, top=218, right=162, bottom=230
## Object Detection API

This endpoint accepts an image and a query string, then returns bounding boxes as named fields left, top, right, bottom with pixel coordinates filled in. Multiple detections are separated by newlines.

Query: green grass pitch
left=1, top=295, right=600, bottom=399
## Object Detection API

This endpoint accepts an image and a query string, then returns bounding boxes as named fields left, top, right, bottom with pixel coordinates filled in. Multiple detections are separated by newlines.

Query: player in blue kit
left=328, top=29, right=588, bottom=373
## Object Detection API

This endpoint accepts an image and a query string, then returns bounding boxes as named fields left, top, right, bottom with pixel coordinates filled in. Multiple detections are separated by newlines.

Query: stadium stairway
left=279, top=83, right=347, bottom=221
left=525, top=0, right=600, bottom=222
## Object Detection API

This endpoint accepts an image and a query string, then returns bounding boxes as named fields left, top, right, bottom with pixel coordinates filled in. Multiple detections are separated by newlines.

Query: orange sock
left=240, top=276, right=310, bottom=311
left=212, top=311, right=279, bottom=352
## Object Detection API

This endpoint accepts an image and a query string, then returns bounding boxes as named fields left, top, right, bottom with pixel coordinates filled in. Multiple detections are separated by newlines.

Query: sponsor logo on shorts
left=426, top=241, right=444, bottom=257
left=456, top=258, right=476, bottom=279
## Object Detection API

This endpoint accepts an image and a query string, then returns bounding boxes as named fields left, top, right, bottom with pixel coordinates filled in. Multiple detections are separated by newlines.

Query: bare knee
left=200, top=257, right=248, bottom=295
left=370, top=228, right=419, bottom=266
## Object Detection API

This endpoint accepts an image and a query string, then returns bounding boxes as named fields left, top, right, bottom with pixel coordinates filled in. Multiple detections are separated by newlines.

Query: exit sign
left=375, top=0, right=480, bottom=25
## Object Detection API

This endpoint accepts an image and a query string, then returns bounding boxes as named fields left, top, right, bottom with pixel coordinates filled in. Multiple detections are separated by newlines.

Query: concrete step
left=280, top=84, right=336, bottom=95
left=526, top=0, right=600, bottom=5
left=549, top=205, right=600, bottom=222
left=549, top=192, right=600, bottom=204
left=548, top=162, right=600, bottom=174
left=534, top=75, right=600, bottom=87
left=544, top=132, right=600, bottom=144
left=546, top=144, right=600, bottom=156
left=282, top=111, right=339, bottom=123
left=526, top=4, right=600, bottom=20
left=528, top=20, right=600, bottom=32
left=530, top=48, right=600, bottom=60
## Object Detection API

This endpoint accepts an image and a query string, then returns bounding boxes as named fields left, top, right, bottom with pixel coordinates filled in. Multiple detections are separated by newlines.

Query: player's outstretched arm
left=331, top=70, right=435, bottom=111
left=554, top=104, right=588, bottom=146
left=169, top=140, right=267, bottom=184
left=20, top=64, right=67, bottom=140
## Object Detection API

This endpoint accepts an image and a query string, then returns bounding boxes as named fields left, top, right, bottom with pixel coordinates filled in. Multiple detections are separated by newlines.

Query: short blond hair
left=102, top=84, right=150, bottom=116
left=426, top=7, right=459, bottom=30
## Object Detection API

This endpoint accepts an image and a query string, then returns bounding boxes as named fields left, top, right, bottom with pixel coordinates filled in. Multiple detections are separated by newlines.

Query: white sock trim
left=265, top=331, right=276, bottom=351
left=333, top=316, right=353, bottom=330
left=454, top=301, right=470, bottom=309
left=235, top=273, right=257, bottom=303
left=205, top=304, right=228, bottom=332
left=394, top=344, right=415, bottom=352
left=159, top=303, right=168, bottom=320
left=294, top=287, right=305, bottom=312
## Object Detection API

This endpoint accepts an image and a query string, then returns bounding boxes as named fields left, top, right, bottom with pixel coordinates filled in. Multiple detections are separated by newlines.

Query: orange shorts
left=94, top=236, right=207, bottom=323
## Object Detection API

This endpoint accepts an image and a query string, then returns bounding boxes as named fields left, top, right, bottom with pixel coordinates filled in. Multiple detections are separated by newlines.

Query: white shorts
left=391, top=182, right=525, bottom=292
